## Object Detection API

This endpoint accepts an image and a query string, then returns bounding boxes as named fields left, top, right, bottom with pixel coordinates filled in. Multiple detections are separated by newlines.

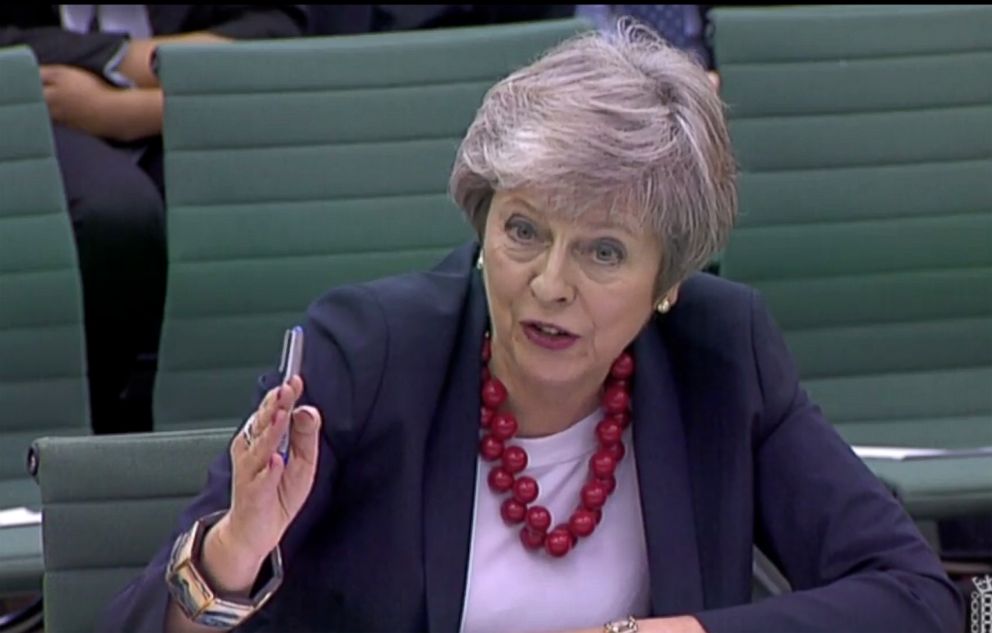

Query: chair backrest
left=153, top=19, right=590, bottom=431
left=31, top=429, right=232, bottom=632
left=712, top=5, right=992, bottom=447
left=0, top=47, right=88, bottom=507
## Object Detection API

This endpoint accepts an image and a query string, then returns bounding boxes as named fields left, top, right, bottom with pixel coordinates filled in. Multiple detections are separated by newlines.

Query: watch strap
left=166, top=510, right=283, bottom=628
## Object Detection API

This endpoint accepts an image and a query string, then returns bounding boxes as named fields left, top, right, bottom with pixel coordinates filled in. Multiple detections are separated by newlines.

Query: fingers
left=254, top=382, right=293, bottom=437
left=287, top=375, right=304, bottom=400
left=255, top=386, right=279, bottom=433
left=246, top=405, right=290, bottom=477
left=289, top=405, right=321, bottom=465
left=255, top=375, right=305, bottom=439
left=42, top=87, right=58, bottom=116
left=248, top=378, right=308, bottom=470
left=292, top=405, right=320, bottom=434
left=39, top=65, right=75, bottom=86
left=39, top=65, right=59, bottom=84
left=234, top=375, right=310, bottom=477
left=259, top=451, right=285, bottom=488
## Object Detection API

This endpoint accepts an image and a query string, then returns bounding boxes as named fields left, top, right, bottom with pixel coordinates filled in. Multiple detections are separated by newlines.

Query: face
left=482, top=188, right=669, bottom=395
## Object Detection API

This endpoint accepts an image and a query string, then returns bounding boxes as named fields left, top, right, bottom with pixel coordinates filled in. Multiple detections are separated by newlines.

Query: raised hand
left=200, top=376, right=322, bottom=595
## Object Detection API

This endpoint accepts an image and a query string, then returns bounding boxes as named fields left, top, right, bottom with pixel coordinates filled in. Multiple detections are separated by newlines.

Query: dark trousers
left=52, top=125, right=166, bottom=434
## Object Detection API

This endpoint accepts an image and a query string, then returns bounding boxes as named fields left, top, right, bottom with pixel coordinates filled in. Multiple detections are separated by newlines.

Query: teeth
left=538, top=324, right=563, bottom=336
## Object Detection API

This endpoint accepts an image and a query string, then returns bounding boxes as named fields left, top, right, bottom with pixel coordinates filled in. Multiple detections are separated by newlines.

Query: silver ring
left=240, top=414, right=257, bottom=448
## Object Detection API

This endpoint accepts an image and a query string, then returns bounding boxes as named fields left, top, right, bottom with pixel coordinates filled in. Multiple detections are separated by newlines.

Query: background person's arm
left=8, top=5, right=308, bottom=138
left=107, top=5, right=310, bottom=89
left=117, top=31, right=230, bottom=88
left=40, top=64, right=163, bottom=141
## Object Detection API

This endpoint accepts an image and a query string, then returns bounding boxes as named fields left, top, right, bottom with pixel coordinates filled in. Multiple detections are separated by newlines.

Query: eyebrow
left=504, top=198, right=638, bottom=236
left=579, top=218, right=638, bottom=237
left=504, top=197, right=542, bottom=215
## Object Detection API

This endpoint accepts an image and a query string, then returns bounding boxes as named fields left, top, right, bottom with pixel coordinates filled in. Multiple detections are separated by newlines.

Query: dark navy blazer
left=103, top=242, right=962, bottom=632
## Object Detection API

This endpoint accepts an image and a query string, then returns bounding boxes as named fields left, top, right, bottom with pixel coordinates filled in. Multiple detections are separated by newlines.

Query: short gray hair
left=449, top=19, right=738, bottom=294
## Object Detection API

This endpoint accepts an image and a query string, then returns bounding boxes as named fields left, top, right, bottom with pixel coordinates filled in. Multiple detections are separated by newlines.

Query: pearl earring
left=476, top=252, right=484, bottom=271
left=657, top=298, right=671, bottom=314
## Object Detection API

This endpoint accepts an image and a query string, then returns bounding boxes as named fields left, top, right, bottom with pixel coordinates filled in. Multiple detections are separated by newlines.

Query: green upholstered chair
left=0, top=46, right=88, bottom=601
left=712, top=5, right=992, bottom=519
left=152, top=19, right=591, bottom=432
left=30, top=429, right=232, bottom=632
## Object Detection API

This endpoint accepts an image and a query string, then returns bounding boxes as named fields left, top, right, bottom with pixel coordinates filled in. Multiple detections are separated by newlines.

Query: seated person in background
left=103, top=22, right=963, bottom=633
left=0, top=5, right=307, bottom=434
left=577, top=5, right=719, bottom=90
left=306, top=5, right=576, bottom=36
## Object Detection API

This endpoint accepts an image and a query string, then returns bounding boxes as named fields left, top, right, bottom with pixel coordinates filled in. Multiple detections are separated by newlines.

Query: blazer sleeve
left=0, top=5, right=306, bottom=80
left=694, top=290, right=963, bottom=633
left=0, top=25, right=126, bottom=77
left=97, top=284, right=387, bottom=633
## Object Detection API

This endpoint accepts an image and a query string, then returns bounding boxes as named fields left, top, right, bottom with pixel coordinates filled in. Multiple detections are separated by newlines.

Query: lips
left=521, top=320, right=579, bottom=351
left=524, top=320, right=575, bottom=337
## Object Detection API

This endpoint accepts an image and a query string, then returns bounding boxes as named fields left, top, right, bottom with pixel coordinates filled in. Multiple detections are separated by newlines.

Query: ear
left=653, top=282, right=681, bottom=309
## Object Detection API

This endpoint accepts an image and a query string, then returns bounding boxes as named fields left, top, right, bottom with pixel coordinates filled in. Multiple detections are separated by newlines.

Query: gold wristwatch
left=604, top=615, right=639, bottom=633
left=165, top=510, right=283, bottom=628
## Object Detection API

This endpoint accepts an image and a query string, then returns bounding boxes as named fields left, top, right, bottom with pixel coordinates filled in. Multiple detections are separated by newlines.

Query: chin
left=502, top=329, right=588, bottom=384
left=518, top=350, right=589, bottom=388
left=530, top=365, right=580, bottom=386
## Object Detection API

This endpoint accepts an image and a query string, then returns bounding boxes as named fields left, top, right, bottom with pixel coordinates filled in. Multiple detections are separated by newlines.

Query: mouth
left=521, top=320, right=579, bottom=350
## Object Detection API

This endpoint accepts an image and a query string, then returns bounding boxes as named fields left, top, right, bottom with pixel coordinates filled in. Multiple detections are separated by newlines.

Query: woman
left=103, top=22, right=963, bottom=633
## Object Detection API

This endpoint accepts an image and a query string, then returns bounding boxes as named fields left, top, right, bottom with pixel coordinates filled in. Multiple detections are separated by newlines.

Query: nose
left=530, top=245, right=575, bottom=306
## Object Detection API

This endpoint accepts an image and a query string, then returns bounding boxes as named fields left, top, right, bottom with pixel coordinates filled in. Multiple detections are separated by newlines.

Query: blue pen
left=277, top=325, right=304, bottom=463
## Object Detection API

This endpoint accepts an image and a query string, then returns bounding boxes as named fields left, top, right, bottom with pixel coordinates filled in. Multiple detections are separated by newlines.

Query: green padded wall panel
left=712, top=6, right=992, bottom=518
left=715, top=5, right=991, bottom=64
left=154, top=20, right=590, bottom=431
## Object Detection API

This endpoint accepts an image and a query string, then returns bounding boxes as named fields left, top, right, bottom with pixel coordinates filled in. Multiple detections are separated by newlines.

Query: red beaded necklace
left=478, top=332, right=634, bottom=558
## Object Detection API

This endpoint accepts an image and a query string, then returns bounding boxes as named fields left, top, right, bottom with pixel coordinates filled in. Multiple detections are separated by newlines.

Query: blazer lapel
left=631, top=321, right=705, bottom=615
left=423, top=261, right=488, bottom=633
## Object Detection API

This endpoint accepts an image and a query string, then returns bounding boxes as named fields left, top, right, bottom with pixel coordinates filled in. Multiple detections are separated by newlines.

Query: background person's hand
left=40, top=64, right=118, bottom=135
left=707, top=70, right=720, bottom=92
left=202, top=376, right=322, bottom=594
left=40, top=64, right=164, bottom=141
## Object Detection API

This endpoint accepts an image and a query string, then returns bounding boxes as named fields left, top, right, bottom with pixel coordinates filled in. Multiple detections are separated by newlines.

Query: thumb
left=289, top=405, right=321, bottom=466
left=291, top=405, right=321, bottom=434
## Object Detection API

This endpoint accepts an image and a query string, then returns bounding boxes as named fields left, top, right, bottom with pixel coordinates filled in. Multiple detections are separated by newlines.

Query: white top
left=60, top=5, right=152, bottom=89
left=61, top=5, right=152, bottom=38
left=459, top=408, right=651, bottom=633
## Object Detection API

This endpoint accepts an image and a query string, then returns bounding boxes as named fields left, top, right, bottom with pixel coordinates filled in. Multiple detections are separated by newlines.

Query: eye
left=506, top=217, right=538, bottom=243
left=590, top=240, right=626, bottom=265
